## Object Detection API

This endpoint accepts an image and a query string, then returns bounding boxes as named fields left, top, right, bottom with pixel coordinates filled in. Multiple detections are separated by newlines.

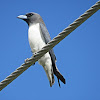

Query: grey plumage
left=40, top=23, right=65, bottom=86
left=17, top=12, right=65, bottom=87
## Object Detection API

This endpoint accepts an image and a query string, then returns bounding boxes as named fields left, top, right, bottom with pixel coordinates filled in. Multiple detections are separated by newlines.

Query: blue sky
left=0, top=0, right=100, bottom=100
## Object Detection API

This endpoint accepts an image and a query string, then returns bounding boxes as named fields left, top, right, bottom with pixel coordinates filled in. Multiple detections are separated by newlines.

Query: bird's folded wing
left=39, top=23, right=56, bottom=62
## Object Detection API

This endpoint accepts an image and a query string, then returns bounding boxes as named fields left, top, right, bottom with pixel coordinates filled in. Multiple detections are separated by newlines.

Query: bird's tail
left=43, top=65, right=55, bottom=87
left=49, top=72, right=55, bottom=87
left=53, top=67, right=66, bottom=87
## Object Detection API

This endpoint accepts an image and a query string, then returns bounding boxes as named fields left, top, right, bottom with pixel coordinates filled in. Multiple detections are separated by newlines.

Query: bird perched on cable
left=17, top=12, right=66, bottom=87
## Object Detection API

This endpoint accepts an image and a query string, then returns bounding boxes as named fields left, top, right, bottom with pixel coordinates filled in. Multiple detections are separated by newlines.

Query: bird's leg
left=58, top=78, right=61, bottom=88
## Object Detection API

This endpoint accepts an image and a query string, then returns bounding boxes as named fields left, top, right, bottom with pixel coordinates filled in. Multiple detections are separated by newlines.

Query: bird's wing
left=40, top=23, right=66, bottom=86
left=39, top=23, right=56, bottom=62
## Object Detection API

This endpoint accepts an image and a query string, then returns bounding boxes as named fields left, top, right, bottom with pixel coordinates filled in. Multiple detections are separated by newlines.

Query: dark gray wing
left=40, top=23, right=66, bottom=86
left=39, top=23, right=56, bottom=62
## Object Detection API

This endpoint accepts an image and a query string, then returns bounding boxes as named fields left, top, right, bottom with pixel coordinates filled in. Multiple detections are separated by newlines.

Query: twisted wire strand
left=0, top=1, right=100, bottom=91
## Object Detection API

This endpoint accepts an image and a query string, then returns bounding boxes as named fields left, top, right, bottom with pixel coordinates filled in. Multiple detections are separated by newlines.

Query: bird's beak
left=17, top=15, right=27, bottom=19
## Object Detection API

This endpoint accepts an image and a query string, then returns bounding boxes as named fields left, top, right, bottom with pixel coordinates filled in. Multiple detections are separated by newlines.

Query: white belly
left=28, top=23, right=52, bottom=66
left=28, top=23, right=45, bottom=53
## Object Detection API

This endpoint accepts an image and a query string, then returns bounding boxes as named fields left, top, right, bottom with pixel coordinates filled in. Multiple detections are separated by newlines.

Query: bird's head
left=17, top=12, right=42, bottom=26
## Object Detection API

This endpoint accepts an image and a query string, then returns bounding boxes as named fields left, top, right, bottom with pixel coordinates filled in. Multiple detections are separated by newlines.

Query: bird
left=17, top=12, right=66, bottom=87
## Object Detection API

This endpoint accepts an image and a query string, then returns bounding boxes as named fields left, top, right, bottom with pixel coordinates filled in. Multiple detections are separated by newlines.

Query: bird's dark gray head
left=17, top=12, right=44, bottom=26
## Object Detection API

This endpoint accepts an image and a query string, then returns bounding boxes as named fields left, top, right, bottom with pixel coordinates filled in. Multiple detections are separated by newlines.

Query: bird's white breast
left=28, top=23, right=45, bottom=53
left=28, top=23, right=53, bottom=84
left=28, top=23, right=52, bottom=67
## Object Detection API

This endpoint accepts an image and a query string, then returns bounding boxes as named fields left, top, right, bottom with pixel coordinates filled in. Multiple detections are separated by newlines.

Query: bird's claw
left=24, top=58, right=30, bottom=63
left=33, top=52, right=37, bottom=55
left=25, top=58, right=35, bottom=65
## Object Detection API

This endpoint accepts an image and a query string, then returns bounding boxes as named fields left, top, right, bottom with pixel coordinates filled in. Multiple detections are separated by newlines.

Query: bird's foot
left=25, top=58, right=35, bottom=65
left=33, top=52, right=37, bottom=55
left=24, top=58, right=30, bottom=63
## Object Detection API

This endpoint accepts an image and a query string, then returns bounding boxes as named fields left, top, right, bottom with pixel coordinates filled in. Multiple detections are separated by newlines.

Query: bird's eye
left=27, top=13, right=33, bottom=17
left=30, top=13, right=33, bottom=16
